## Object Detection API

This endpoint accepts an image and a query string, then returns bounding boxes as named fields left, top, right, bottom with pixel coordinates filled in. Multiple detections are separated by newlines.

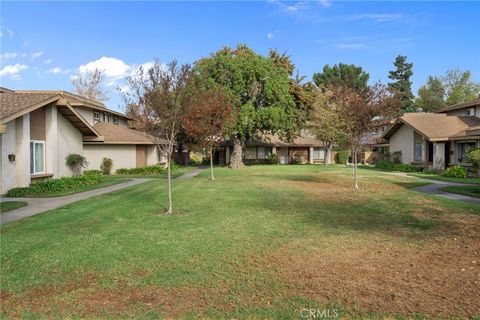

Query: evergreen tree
left=313, top=63, right=369, bottom=94
left=388, top=55, right=414, bottom=112
left=415, top=76, right=446, bottom=112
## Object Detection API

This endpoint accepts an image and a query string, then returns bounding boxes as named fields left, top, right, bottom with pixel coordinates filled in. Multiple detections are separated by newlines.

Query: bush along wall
left=375, top=160, right=419, bottom=173
left=6, top=171, right=105, bottom=197
left=115, top=165, right=165, bottom=175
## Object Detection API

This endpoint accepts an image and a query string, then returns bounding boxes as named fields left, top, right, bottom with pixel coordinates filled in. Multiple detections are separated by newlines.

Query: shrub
left=189, top=152, right=203, bottom=164
left=100, top=157, right=113, bottom=175
left=265, top=153, right=280, bottom=165
left=65, top=153, right=88, bottom=175
left=375, top=160, right=419, bottom=173
left=6, top=173, right=105, bottom=197
left=467, top=147, right=480, bottom=170
left=336, top=151, right=349, bottom=164
left=115, top=165, right=165, bottom=175
left=442, top=165, right=467, bottom=178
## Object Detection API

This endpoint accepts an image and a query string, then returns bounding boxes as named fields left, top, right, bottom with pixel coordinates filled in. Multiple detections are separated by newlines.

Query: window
left=93, top=111, right=100, bottom=123
left=30, top=141, right=45, bottom=174
left=414, top=142, right=424, bottom=163
left=465, top=107, right=475, bottom=116
left=457, top=142, right=476, bottom=163
left=106, top=113, right=111, bottom=123
left=313, top=147, right=325, bottom=160
left=113, top=116, right=119, bottom=125
left=374, top=127, right=379, bottom=134
left=245, top=147, right=256, bottom=159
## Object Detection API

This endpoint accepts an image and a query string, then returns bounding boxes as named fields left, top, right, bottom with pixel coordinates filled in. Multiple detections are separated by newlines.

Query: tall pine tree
left=388, top=55, right=414, bottom=112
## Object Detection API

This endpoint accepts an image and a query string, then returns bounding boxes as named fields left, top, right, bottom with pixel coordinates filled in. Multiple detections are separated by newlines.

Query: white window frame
left=30, top=140, right=46, bottom=175
left=313, top=147, right=325, bottom=160
left=414, top=142, right=424, bottom=163
left=465, top=107, right=475, bottom=116
left=93, top=111, right=100, bottom=123
left=113, top=116, right=119, bottom=125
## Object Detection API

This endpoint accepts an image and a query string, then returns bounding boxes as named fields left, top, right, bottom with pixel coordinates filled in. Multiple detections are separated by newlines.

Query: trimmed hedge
left=115, top=165, right=165, bottom=175
left=442, top=165, right=467, bottom=178
left=375, top=160, right=419, bottom=173
left=6, top=171, right=105, bottom=197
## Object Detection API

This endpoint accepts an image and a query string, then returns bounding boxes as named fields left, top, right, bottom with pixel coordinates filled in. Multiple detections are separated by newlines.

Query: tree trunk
left=210, top=144, right=215, bottom=180
left=165, top=153, right=173, bottom=215
left=324, top=143, right=331, bottom=166
left=353, top=147, right=359, bottom=190
left=229, top=136, right=245, bottom=169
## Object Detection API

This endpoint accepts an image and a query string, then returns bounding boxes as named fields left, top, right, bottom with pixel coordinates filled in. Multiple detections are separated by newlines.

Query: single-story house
left=0, top=87, right=165, bottom=194
left=216, top=132, right=333, bottom=165
left=382, top=98, right=480, bottom=170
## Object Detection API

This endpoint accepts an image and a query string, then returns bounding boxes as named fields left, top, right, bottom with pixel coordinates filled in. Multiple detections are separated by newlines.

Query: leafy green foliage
left=336, top=151, right=350, bottom=164
left=115, top=165, right=165, bottom=175
left=65, top=153, right=88, bottom=175
left=375, top=160, right=419, bottom=172
left=265, top=153, right=280, bottom=165
left=100, top=157, right=113, bottom=175
left=442, top=165, right=467, bottom=178
left=388, top=55, right=414, bottom=112
left=416, top=76, right=446, bottom=112
left=6, top=171, right=105, bottom=197
left=194, top=44, right=298, bottom=141
left=313, top=63, right=369, bottom=93
left=467, top=148, right=480, bottom=169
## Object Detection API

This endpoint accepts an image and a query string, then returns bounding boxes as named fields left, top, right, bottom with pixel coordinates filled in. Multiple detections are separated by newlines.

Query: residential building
left=382, top=98, right=480, bottom=170
left=216, top=132, right=333, bottom=165
left=0, top=87, right=164, bottom=194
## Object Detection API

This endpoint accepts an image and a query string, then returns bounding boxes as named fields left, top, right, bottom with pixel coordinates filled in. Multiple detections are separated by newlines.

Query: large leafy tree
left=313, top=63, right=369, bottom=94
left=416, top=76, right=446, bottom=112
left=442, top=69, right=480, bottom=106
left=388, top=55, right=414, bottom=112
left=194, top=44, right=298, bottom=168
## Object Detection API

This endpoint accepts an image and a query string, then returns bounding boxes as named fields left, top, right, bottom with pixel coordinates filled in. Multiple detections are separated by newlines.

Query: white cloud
left=78, top=56, right=131, bottom=81
left=31, top=52, right=44, bottom=59
left=268, top=0, right=310, bottom=14
left=0, top=52, right=17, bottom=60
left=267, top=32, right=275, bottom=39
left=0, top=63, right=28, bottom=79
left=0, top=27, right=13, bottom=38
left=47, top=67, right=69, bottom=74
left=76, top=57, right=156, bottom=87
left=44, top=59, right=52, bottom=64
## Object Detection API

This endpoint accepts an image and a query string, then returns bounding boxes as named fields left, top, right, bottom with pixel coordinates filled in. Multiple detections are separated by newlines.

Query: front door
left=136, top=145, right=147, bottom=168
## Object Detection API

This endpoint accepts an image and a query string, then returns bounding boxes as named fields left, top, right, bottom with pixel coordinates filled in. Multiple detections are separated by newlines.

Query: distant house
left=0, top=87, right=165, bottom=194
left=358, top=119, right=393, bottom=164
left=216, top=132, right=333, bottom=165
left=382, top=98, right=480, bottom=171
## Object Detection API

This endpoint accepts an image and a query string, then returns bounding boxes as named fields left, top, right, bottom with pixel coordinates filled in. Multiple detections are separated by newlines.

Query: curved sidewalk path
left=383, top=171, right=480, bottom=205
left=0, top=178, right=150, bottom=225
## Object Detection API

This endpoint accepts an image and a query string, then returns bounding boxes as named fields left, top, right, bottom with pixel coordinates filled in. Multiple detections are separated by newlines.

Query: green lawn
left=1, top=165, right=479, bottom=319
left=409, top=172, right=480, bottom=184
left=0, top=201, right=28, bottom=213
left=440, top=185, right=480, bottom=198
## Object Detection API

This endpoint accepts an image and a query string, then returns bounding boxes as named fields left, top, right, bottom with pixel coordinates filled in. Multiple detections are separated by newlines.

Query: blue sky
left=1, top=1, right=479, bottom=112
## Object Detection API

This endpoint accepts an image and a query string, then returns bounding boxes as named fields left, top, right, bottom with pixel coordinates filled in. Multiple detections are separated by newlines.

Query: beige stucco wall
left=75, top=106, right=95, bottom=125
left=83, top=144, right=136, bottom=172
left=146, top=145, right=158, bottom=165
left=57, top=111, right=84, bottom=177
left=433, top=142, right=445, bottom=170
left=1, top=120, right=21, bottom=194
left=389, top=124, right=414, bottom=164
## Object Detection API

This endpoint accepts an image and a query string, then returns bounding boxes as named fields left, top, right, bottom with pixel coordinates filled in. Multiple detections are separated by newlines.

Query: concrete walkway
left=176, top=167, right=207, bottom=180
left=381, top=171, right=480, bottom=205
left=0, top=178, right=150, bottom=225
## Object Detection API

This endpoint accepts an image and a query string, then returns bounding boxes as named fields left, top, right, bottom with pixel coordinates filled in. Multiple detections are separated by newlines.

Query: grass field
left=441, top=185, right=480, bottom=199
left=0, top=201, right=28, bottom=213
left=1, top=165, right=479, bottom=319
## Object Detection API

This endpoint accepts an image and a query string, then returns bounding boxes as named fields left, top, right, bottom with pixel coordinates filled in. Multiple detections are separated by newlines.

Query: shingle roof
left=383, top=112, right=480, bottom=141
left=92, top=122, right=168, bottom=145
left=1, top=91, right=60, bottom=120
left=0, top=87, right=130, bottom=122
left=437, top=97, right=480, bottom=113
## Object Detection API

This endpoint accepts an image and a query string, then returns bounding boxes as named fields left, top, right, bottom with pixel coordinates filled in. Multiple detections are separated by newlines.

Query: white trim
left=30, top=140, right=46, bottom=175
